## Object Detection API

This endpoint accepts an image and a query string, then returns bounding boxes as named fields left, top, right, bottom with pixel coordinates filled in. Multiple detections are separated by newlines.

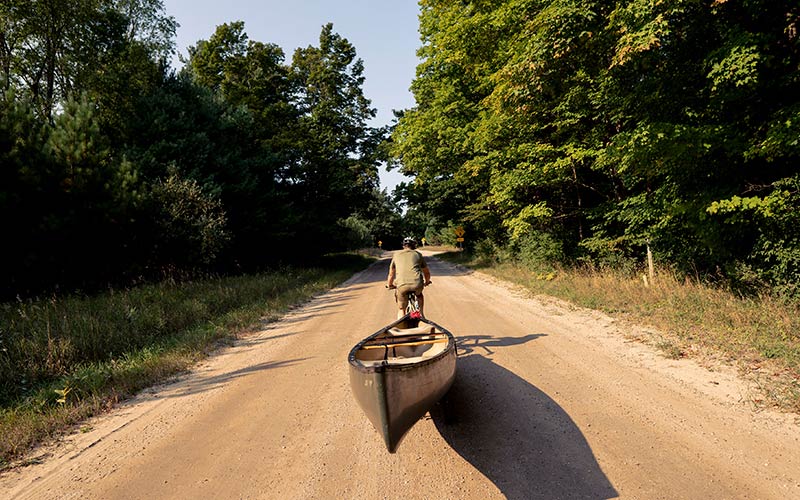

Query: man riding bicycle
left=387, top=237, right=432, bottom=319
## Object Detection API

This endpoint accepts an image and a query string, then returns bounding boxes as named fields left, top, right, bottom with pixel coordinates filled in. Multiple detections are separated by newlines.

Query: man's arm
left=387, top=262, right=396, bottom=288
left=418, top=253, right=431, bottom=285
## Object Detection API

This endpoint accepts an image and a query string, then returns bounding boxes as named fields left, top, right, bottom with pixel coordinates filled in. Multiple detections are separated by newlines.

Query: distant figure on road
left=387, top=237, right=431, bottom=319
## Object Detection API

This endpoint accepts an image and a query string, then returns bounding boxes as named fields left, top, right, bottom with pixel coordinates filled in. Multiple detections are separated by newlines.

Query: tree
left=0, top=0, right=175, bottom=121
left=392, top=0, right=800, bottom=295
left=285, top=23, right=386, bottom=252
left=187, top=21, right=293, bottom=148
left=1, top=12, right=398, bottom=297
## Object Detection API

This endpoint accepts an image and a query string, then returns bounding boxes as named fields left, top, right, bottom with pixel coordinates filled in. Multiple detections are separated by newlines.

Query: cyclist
left=387, top=237, right=432, bottom=319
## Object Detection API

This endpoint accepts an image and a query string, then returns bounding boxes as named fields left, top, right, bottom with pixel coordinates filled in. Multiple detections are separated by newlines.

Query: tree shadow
left=456, top=333, right=548, bottom=356
left=432, top=354, right=618, bottom=500
left=144, top=359, right=310, bottom=400
left=245, top=283, right=374, bottom=333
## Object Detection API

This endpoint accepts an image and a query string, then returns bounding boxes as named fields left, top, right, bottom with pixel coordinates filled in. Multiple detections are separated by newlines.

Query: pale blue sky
left=163, top=0, right=422, bottom=192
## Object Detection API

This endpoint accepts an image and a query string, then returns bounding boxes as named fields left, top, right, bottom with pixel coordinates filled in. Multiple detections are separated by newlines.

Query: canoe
left=348, top=314, right=457, bottom=453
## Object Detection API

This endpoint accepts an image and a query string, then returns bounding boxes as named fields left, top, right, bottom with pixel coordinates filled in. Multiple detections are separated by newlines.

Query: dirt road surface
left=3, top=252, right=800, bottom=499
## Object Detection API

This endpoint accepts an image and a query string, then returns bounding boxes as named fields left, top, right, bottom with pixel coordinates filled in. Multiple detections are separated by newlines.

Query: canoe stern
left=348, top=321, right=456, bottom=453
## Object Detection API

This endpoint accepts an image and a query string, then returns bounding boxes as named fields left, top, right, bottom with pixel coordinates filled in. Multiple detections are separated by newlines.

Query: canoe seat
left=359, top=350, right=445, bottom=366
left=356, top=338, right=449, bottom=365
left=389, top=325, right=436, bottom=336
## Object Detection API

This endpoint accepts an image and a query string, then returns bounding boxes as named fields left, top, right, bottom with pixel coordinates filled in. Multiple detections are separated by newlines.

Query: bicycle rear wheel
left=406, top=292, right=421, bottom=319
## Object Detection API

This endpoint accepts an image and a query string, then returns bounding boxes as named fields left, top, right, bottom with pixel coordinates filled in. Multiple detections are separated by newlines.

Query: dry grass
left=0, top=254, right=373, bottom=469
left=440, top=252, right=800, bottom=413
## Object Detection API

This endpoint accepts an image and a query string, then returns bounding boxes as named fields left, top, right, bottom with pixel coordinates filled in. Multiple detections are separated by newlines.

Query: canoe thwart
left=363, top=333, right=447, bottom=346
left=361, top=338, right=449, bottom=350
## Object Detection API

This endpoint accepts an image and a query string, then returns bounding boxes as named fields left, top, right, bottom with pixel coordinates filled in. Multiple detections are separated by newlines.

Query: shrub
left=337, top=215, right=373, bottom=249
left=512, top=230, right=564, bottom=270
left=147, top=168, right=229, bottom=268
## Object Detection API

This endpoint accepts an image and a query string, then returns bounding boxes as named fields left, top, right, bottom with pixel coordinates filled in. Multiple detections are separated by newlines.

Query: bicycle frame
left=387, top=283, right=428, bottom=320
left=405, top=291, right=421, bottom=319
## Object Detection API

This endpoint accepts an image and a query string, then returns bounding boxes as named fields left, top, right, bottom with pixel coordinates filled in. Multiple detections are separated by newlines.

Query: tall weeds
left=441, top=252, right=800, bottom=412
left=0, top=254, right=371, bottom=468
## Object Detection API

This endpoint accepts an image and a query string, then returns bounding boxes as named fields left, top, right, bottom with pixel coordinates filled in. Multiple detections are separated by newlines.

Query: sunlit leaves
left=746, top=104, right=800, bottom=162
left=609, top=0, right=673, bottom=68
left=188, top=21, right=250, bottom=94
left=2, top=10, right=393, bottom=297
left=707, top=44, right=761, bottom=93
left=1, top=0, right=175, bottom=120
left=504, top=202, right=554, bottom=239
left=393, top=0, right=800, bottom=293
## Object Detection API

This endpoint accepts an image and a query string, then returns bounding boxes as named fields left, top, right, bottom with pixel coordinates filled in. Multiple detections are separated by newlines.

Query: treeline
left=1, top=0, right=403, bottom=299
left=391, top=0, right=800, bottom=296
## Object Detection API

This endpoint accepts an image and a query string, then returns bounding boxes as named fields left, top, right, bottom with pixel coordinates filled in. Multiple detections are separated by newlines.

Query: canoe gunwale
left=347, top=315, right=456, bottom=375
left=348, top=313, right=457, bottom=453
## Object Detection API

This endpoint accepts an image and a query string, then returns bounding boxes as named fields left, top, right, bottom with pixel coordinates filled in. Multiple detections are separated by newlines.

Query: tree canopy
left=1, top=3, right=400, bottom=298
left=391, top=0, right=800, bottom=296
left=6, top=0, right=797, bottom=298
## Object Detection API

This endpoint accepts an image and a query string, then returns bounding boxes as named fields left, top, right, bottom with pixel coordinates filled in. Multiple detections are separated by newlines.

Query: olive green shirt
left=390, top=249, right=428, bottom=287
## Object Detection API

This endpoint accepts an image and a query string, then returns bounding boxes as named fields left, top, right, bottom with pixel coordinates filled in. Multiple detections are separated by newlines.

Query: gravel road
left=2, top=252, right=799, bottom=499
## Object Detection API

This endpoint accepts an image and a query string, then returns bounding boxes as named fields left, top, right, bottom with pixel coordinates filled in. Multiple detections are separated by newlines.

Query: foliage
left=337, top=215, right=373, bottom=249
left=0, top=0, right=175, bottom=121
left=1, top=5, right=399, bottom=297
left=147, top=169, right=229, bottom=267
left=283, top=24, right=387, bottom=252
left=708, top=174, right=800, bottom=297
left=391, top=0, right=800, bottom=297
left=1, top=92, right=146, bottom=295
left=512, top=230, right=565, bottom=271
left=0, top=255, right=372, bottom=466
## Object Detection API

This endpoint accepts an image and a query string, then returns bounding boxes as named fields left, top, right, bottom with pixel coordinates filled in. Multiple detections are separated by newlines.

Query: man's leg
left=395, top=287, right=410, bottom=319
left=413, top=283, right=425, bottom=317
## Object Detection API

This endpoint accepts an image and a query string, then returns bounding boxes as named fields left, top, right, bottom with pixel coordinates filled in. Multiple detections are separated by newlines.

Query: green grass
left=0, top=254, right=373, bottom=469
left=440, top=251, right=800, bottom=413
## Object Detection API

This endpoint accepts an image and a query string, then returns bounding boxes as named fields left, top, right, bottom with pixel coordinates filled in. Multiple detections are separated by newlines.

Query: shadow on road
left=245, top=283, right=373, bottom=334
left=432, top=354, right=618, bottom=500
left=455, top=333, right=547, bottom=356
left=160, top=359, right=310, bottom=400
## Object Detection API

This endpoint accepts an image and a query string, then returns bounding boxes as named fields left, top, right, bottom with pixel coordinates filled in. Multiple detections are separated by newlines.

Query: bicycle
left=387, top=282, right=431, bottom=320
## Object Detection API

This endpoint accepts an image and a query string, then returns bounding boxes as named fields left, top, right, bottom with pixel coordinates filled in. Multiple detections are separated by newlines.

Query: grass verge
left=0, top=254, right=373, bottom=469
left=439, top=251, right=800, bottom=413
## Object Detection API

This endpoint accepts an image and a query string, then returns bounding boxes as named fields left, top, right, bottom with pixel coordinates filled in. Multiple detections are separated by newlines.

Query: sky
left=162, top=0, right=423, bottom=193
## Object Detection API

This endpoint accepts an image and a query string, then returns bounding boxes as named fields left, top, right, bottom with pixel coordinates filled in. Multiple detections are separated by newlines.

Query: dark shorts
left=395, top=283, right=423, bottom=309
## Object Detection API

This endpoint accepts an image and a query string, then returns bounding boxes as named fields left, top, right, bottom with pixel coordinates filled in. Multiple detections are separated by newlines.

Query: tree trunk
left=571, top=164, right=584, bottom=240
left=0, top=30, right=9, bottom=92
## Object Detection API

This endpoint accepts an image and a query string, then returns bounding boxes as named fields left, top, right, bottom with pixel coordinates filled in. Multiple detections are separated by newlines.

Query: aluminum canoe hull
left=348, top=315, right=456, bottom=453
